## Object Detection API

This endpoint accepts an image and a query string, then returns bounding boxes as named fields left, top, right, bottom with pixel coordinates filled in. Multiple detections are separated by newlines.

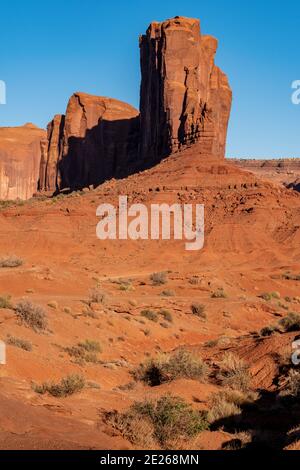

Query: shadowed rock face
left=0, top=124, right=47, bottom=200
left=139, top=16, right=232, bottom=162
left=40, top=93, right=140, bottom=192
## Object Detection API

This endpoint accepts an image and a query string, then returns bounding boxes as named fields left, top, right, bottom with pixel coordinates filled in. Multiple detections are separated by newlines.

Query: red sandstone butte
left=139, top=16, right=232, bottom=161
left=0, top=123, right=47, bottom=200
left=39, top=93, right=140, bottom=192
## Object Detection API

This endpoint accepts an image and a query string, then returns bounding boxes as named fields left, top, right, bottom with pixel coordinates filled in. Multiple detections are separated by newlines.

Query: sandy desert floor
left=1, top=150, right=300, bottom=450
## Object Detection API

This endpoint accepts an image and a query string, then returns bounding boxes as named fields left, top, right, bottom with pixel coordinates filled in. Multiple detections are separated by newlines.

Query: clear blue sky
left=0, top=0, right=299, bottom=158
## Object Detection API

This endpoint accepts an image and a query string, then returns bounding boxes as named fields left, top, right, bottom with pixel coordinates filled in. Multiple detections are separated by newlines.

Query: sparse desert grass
left=133, top=349, right=208, bottom=386
left=34, top=374, right=85, bottom=397
left=160, top=290, right=175, bottom=297
left=105, top=395, right=209, bottom=448
left=211, top=289, right=227, bottom=299
left=191, top=303, right=206, bottom=319
left=217, top=353, right=251, bottom=392
left=0, top=295, right=13, bottom=309
left=208, top=394, right=242, bottom=424
left=6, top=335, right=32, bottom=352
left=208, top=388, right=258, bottom=424
left=141, top=309, right=159, bottom=322
left=79, top=339, right=102, bottom=353
left=0, top=256, right=23, bottom=268
left=65, top=339, right=102, bottom=364
left=150, top=272, right=168, bottom=286
left=189, top=277, right=200, bottom=285
left=89, top=288, right=106, bottom=304
left=14, top=301, right=48, bottom=332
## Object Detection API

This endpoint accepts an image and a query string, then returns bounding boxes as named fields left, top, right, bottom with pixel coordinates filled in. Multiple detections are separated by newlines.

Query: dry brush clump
left=0, top=256, right=23, bottom=268
left=34, top=374, right=85, bottom=397
left=150, top=272, right=168, bottom=286
left=14, top=301, right=48, bottom=332
left=217, top=353, right=251, bottom=392
left=133, top=349, right=209, bottom=386
left=191, top=303, right=206, bottom=319
left=105, top=395, right=209, bottom=449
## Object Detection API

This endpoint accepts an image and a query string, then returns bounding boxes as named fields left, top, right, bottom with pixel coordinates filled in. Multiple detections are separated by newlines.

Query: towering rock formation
left=39, top=93, right=140, bottom=192
left=0, top=124, right=47, bottom=200
left=139, top=16, right=232, bottom=162
left=0, top=16, right=233, bottom=201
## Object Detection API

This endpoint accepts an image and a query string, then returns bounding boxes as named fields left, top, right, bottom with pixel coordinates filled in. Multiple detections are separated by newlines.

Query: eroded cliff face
left=39, top=93, right=140, bottom=192
left=139, top=16, right=232, bottom=161
left=38, top=115, right=65, bottom=193
left=0, top=124, right=47, bottom=200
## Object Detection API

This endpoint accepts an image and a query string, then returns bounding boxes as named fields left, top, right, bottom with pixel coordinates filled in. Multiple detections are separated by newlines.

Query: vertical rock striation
left=139, top=16, right=232, bottom=161
left=38, top=114, right=65, bottom=193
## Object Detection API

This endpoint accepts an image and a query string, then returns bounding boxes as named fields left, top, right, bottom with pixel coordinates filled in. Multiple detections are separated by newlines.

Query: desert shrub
left=159, top=309, right=173, bottom=323
left=150, top=272, right=168, bottom=286
left=0, top=256, right=23, bottom=268
left=191, top=303, right=206, bottom=319
left=279, top=312, right=300, bottom=332
left=6, top=336, right=32, bottom=352
left=15, top=301, right=48, bottom=332
left=89, top=288, right=106, bottom=304
left=141, top=309, right=159, bottom=322
left=282, top=272, right=300, bottom=281
left=217, top=353, right=251, bottom=392
left=34, top=374, right=85, bottom=397
left=189, top=277, right=200, bottom=285
left=160, top=290, right=175, bottom=297
left=0, top=295, right=13, bottom=309
left=281, top=370, right=300, bottom=398
left=260, top=325, right=277, bottom=337
left=133, top=349, right=208, bottom=386
left=106, top=395, right=209, bottom=448
left=211, top=289, right=227, bottom=299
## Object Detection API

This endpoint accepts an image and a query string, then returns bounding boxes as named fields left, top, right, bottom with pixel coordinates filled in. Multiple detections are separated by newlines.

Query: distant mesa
left=0, top=16, right=232, bottom=200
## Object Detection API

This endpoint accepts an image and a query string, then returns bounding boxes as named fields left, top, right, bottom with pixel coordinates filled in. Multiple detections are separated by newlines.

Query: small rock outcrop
left=0, top=124, right=47, bottom=200
left=139, top=16, right=232, bottom=162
